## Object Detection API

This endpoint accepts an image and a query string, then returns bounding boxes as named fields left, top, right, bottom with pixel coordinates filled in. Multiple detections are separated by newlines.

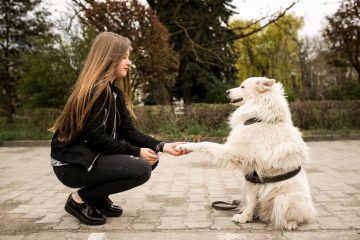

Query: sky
left=231, top=0, right=342, bottom=37
left=47, top=0, right=342, bottom=38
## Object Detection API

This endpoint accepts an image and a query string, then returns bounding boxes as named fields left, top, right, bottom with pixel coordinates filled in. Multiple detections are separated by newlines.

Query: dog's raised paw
left=232, top=213, right=249, bottom=224
left=175, top=144, right=185, bottom=151
left=176, top=143, right=195, bottom=152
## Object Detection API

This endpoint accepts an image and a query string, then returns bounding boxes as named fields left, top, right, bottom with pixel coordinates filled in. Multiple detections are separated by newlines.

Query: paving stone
left=211, top=217, right=241, bottom=230
left=52, top=216, right=80, bottom=230
left=184, top=221, right=212, bottom=228
left=0, top=141, right=360, bottom=239
left=132, top=223, right=158, bottom=230
left=317, top=216, right=348, bottom=229
left=20, top=209, right=48, bottom=219
left=35, top=213, right=64, bottom=223
left=157, top=217, right=186, bottom=230
left=7, top=205, right=35, bottom=214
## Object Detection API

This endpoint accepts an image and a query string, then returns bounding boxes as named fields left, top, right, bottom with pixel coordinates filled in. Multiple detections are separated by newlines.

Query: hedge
left=134, top=100, right=360, bottom=135
left=1, top=100, right=359, bottom=141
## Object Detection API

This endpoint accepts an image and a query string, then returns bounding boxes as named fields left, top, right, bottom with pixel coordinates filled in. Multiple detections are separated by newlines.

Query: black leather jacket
left=50, top=83, right=161, bottom=170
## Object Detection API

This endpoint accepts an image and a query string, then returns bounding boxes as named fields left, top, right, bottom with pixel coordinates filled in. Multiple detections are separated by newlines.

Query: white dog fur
left=177, top=77, right=316, bottom=230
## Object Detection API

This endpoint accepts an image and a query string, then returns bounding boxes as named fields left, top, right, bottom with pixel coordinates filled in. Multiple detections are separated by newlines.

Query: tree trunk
left=3, top=75, right=15, bottom=123
left=2, top=58, right=15, bottom=123
left=153, top=82, right=172, bottom=105
left=3, top=82, right=15, bottom=123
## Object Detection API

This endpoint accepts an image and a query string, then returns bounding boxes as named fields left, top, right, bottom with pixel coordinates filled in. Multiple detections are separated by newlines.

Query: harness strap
left=245, top=166, right=301, bottom=184
left=211, top=200, right=242, bottom=211
left=243, top=118, right=262, bottom=125
left=212, top=117, right=299, bottom=211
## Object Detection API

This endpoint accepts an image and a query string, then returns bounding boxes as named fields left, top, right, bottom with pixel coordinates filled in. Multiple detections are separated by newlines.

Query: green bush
left=1, top=100, right=359, bottom=141
left=133, top=100, right=360, bottom=137
left=290, top=100, right=360, bottom=130
left=133, top=104, right=234, bottom=138
left=0, top=108, right=60, bottom=141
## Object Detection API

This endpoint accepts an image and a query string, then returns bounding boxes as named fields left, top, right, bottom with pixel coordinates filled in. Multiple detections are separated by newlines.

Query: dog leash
left=211, top=199, right=242, bottom=210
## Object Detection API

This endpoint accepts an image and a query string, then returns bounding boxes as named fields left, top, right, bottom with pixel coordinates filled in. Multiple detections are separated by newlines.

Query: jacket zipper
left=88, top=91, right=117, bottom=172
left=112, top=92, right=117, bottom=139
left=87, top=153, right=100, bottom=171
left=103, top=108, right=108, bottom=126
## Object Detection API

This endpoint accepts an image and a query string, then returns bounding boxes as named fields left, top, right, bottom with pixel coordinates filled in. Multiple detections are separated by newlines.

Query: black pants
left=53, top=154, right=157, bottom=201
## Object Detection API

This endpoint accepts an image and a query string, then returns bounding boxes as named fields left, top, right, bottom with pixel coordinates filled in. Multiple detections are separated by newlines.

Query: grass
left=151, top=128, right=360, bottom=141
left=1, top=115, right=359, bottom=143
left=0, top=117, right=53, bottom=141
left=302, top=128, right=359, bottom=137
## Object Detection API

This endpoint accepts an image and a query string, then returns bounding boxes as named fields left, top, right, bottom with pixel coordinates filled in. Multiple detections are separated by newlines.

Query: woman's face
left=116, top=50, right=131, bottom=78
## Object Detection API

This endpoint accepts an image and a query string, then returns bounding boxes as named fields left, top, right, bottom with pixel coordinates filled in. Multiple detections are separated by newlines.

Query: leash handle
left=211, top=200, right=241, bottom=211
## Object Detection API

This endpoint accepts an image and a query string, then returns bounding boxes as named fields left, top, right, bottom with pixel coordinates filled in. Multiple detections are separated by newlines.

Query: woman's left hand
left=163, top=142, right=191, bottom=156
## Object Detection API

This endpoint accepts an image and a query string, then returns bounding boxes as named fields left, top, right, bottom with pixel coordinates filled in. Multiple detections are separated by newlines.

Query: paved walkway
left=0, top=140, right=359, bottom=239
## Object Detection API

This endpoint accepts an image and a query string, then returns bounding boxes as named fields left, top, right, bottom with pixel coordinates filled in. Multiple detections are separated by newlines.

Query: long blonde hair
left=50, top=32, right=134, bottom=142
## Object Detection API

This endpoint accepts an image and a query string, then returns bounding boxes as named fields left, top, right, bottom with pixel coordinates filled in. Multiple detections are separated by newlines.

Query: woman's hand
left=163, top=142, right=192, bottom=156
left=140, top=148, right=159, bottom=165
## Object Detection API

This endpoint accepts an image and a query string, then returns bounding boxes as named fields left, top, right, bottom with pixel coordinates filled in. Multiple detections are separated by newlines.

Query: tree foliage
left=231, top=14, right=303, bottom=100
left=147, top=0, right=237, bottom=103
left=0, top=0, right=52, bottom=122
left=323, top=0, right=360, bottom=82
left=72, top=0, right=179, bottom=105
left=18, top=28, right=96, bottom=108
left=298, top=36, right=359, bottom=100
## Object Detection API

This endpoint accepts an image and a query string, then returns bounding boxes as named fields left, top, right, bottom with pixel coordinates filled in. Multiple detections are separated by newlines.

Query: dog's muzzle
left=226, top=90, right=243, bottom=104
left=229, top=98, right=243, bottom=104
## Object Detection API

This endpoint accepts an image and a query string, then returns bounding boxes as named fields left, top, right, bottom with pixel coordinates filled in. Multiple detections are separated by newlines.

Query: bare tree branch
left=174, top=20, right=231, bottom=66
left=168, top=0, right=298, bottom=65
left=217, top=1, right=298, bottom=44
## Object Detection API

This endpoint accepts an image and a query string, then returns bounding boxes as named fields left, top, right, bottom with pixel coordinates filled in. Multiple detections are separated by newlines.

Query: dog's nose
left=226, top=90, right=230, bottom=94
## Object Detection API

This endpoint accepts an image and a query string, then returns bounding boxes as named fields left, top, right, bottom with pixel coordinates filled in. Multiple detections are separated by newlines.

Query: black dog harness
left=243, top=117, right=262, bottom=125
left=245, top=166, right=301, bottom=184
left=243, top=118, right=302, bottom=184
left=211, top=117, right=302, bottom=210
left=212, top=167, right=302, bottom=211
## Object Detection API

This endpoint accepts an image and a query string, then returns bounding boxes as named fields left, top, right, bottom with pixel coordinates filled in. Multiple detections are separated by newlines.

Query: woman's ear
left=256, top=78, right=276, bottom=93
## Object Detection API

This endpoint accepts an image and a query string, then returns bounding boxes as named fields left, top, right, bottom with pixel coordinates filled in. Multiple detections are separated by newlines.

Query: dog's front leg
left=176, top=142, right=230, bottom=159
left=232, top=184, right=257, bottom=224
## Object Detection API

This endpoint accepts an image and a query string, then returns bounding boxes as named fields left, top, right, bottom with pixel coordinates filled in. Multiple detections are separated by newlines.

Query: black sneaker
left=90, top=197, right=123, bottom=217
left=64, top=194, right=106, bottom=225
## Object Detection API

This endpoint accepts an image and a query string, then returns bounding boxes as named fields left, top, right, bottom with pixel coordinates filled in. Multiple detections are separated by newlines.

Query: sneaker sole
left=97, top=207, right=122, bottom=217
left=65, top=205, right=106, bottom=225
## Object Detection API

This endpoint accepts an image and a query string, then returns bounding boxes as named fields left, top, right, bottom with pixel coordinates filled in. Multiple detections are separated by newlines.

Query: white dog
left=177, top=77, right=315, bottom=230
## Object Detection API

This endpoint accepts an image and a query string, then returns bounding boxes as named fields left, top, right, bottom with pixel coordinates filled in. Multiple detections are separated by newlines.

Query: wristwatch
left=156, top=142, right=166, bottom=152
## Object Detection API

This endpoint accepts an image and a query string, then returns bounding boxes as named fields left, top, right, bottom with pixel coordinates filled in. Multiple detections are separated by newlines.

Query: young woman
left=50, top=32, right=188, bottom=225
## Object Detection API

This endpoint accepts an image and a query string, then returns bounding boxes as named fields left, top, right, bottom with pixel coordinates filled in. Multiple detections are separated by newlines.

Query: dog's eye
left=241, top=86, right=245, bottom=88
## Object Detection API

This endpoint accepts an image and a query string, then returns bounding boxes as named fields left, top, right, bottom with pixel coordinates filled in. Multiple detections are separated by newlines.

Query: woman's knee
left=136, top=160, right=152, bottom=183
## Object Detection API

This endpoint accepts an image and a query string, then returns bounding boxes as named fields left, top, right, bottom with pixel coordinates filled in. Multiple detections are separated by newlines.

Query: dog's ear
left=256, top=78, right=276, bottom=93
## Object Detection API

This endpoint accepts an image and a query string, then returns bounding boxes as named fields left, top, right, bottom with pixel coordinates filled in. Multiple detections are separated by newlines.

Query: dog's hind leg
left=286, top=220, right=298, bottom=230
left=282, top=196, right=316, bottom=230
left=270, top=195, right=290, bottom=229
left=271, top=194, right=312, bottom=230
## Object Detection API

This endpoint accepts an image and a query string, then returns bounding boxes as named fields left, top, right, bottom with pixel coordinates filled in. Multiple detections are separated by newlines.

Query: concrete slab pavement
left=0, top=140, right=359, bottom=239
